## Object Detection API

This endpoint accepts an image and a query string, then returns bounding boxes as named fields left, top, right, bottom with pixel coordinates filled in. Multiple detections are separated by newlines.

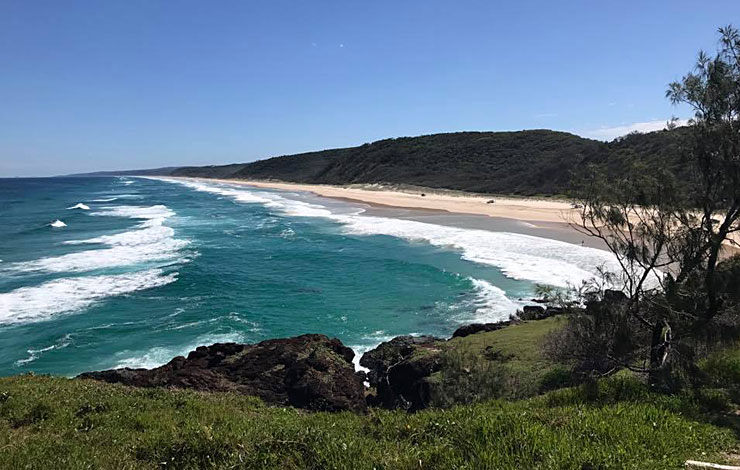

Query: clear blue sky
left=1, top=1, right=738, bottom=176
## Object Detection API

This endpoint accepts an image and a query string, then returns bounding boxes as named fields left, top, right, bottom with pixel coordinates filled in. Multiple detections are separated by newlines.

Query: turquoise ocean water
left=0, top=177, right=615, bottom=376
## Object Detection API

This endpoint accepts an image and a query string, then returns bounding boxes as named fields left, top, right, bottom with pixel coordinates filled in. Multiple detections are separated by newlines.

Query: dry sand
left=208, top=179, right=579, bottom=226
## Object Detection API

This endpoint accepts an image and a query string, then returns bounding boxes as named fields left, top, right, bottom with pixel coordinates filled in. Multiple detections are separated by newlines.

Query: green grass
left=0, top=374, right=736, bottom=469
left=440, top=317, right=567, bottom=397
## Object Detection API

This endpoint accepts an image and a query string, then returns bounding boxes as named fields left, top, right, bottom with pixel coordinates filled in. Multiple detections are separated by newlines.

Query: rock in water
left=78, top=334, right=366, bottom=412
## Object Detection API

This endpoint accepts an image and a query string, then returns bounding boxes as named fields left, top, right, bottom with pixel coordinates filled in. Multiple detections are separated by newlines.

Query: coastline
left=173, top=177, right=608, bottom=250
left=181, top=177, right=740, bottom=255
left=208, top=178, right=578, bottom=225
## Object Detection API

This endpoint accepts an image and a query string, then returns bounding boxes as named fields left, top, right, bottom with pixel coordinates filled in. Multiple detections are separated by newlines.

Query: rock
left=78, top=334, right=366, bottom=413
left=359, top=335, right=443, bottom=410
left=519, top=305, right=546, bottom=320
left=544, top=306, right=564, bottom=316
left=452, top=320, right=518, bottom=338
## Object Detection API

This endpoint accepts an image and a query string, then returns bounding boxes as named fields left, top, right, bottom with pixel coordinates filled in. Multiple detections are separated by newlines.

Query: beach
left=192, top=178, right=606, bottom=249
left=195, top=178, right=740, bottom=255
left=213, top=179, right=577, bottom=224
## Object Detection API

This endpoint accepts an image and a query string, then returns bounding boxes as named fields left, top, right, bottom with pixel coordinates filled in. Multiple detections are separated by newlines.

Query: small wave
left=348, top=330, right=397, bottom=372
left=279, top=228, right=295, bottom=239
left=91, top=197, right=118, bottom=202
left=112, top=332, right=247, bottom=369
left=15, top=334, right=73, bottom=366
left=50, top=220, right=67, bottom=228
left=91, top=204, right=174, bottom=221
left=0, top=269, right=178, bottom=326
left=67, top=203, right=90, bottom=210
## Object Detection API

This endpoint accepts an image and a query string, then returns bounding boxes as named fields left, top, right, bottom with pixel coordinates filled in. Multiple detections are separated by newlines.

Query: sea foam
left=0, top=269, right=178, bottom=326
left=164, top=179, right=617, bottom=288
left=67, top=203, right=90, bottom=210
left=15, top=334, right=73, bottom=366
left=9, top=205, right=188, bottom=274
left=111, top=331, right=247, bottom=369
left=50, top=220, right=67, bottom=228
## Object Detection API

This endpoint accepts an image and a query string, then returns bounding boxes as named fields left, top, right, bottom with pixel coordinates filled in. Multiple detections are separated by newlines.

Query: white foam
left=112, top=332, right=246, bottom=369
left=348, top=330, right=397, bottom=372
left=0, top=269, right=178, bottom=326
left=466, top=278, right=521, bottom=323
left=91, top=197, right=117, bottom=202
left=9, top=205, right=188, bottom=275
left=163, top=179, right=619, bottom=288
left=67, top=203, right=90, bottom=210
left=50, top=220, right=67, bottom=228
left=15, top=334, right=73, bottom=366
left=168, top=179, right=339, bottom=218
left=335, top=215, right=618, bottom=288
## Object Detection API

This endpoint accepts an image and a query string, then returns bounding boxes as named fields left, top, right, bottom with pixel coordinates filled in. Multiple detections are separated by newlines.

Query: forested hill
left=165, top=128, right=683, bottom=196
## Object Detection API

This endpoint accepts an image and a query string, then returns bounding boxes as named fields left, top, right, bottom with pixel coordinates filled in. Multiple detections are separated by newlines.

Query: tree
left=561, top=26, right=740, bottom=390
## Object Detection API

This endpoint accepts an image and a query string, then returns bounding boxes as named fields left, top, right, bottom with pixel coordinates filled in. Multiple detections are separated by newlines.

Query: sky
left=1, top=1, right=739, bottom=176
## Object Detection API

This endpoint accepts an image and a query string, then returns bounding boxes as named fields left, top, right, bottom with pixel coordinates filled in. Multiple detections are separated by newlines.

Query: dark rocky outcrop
left=79, top=334, right=366, bottom=412
left=519, top=305, right=565, bottom=321
left=359, top=335, right=444, bottom=410
left=452, top=320, right=519, bottom=338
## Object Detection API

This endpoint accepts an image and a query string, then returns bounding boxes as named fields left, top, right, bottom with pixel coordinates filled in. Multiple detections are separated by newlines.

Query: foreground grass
left=0, top=375, right=736, bottom=469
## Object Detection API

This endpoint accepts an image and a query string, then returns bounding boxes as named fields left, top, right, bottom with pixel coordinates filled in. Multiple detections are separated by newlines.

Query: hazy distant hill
left=63, top=167, right=181, bottom=177
left=89, top=128, right=685, bottom=197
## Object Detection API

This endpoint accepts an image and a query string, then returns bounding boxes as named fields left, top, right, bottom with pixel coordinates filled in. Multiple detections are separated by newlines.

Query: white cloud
left=580, top=119, right=689, bottom=141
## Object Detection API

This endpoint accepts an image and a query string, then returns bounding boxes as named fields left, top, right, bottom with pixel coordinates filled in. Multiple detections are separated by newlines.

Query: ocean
left=0, top=176, right=615, bottom=376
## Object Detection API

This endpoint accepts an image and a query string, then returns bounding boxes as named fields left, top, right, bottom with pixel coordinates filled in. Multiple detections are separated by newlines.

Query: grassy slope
left=1, top=318, right=738, bottom=469
left=0, top=375, right=736, bottom=470
left=437, top=317, right=567, bottom=398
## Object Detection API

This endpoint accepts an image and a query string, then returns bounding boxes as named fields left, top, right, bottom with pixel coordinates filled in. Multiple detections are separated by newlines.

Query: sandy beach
left=177, top=177, right=605, bottom=250
left=207, top=179, right=578, bottom=225
left=176, top=178, right=738, bottom=256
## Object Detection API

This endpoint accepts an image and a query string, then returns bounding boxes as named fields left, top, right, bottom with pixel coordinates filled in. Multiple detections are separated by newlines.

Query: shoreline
left=174, top=177, right=607, bottom=250
left=208, top=178, right=578, bottom=225
left=181, top=177, right=739, bottom=256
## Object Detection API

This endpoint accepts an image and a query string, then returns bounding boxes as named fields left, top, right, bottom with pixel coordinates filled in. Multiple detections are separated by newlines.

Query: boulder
left=452, top=320, right=518, bottom=338
left=519, top=305, right=546, bottom=320
left=79, top=334, right=366, bottom=412
left=359, top=335, right=443, bottom=410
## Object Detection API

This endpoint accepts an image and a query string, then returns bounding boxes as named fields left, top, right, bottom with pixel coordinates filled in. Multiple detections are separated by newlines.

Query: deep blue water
left=0, top=177, right=613, bottom=376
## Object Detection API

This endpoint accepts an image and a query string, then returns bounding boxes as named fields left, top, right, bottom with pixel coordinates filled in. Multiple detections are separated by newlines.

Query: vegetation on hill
left=169, top=129, right=689, bottom=197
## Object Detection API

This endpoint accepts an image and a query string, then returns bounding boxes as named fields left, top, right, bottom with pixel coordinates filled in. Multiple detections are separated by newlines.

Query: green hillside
left=169, top=128, right=687, bottom=197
